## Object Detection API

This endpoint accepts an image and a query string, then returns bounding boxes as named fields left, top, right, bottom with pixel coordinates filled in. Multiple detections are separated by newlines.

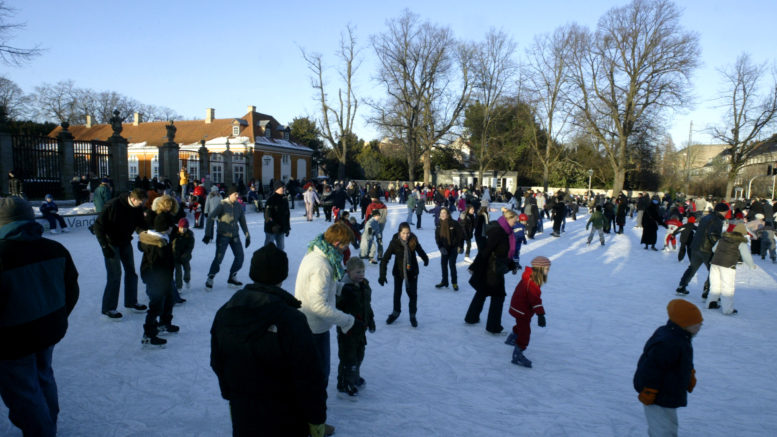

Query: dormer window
left=232, top=126, right=240, bottom=136
left=265, top=127, right=272, bottom=139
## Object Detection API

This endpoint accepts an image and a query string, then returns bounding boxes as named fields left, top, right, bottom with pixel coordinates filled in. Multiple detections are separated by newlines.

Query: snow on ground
left=2, top=202, right=777, bottom=436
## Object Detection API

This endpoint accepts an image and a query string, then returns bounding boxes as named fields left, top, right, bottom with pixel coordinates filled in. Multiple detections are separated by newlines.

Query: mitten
left=202, top=236, right=211, bottom=244
left=378, top=277, right=386, bottom=286
left=308, top=423, right=325, bottom=437
left=285, top=231, right=290, bottom=237
left=638, top=388, right=658, bottom=405
left=537, top=314, right=546, bottom=327
left=688, top=369, right=696, bottom=393
left=368, top=319, right=376, bottom=333
left=244, top=233, right=251, bottom=248
left=423, top=259, right=429, bottom=266
left=102, top=246, right=114, bottom=258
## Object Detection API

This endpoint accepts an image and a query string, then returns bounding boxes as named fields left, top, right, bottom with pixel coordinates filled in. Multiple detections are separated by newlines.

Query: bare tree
left=301, top=24, right=360, bottom=180
left=469, top=28, right=517, bottom=187
left=33, top=80, right=79, bottom=123
left=711, top=53, right=777, bottom=199
left=0, top=75, right=30, bottom=119
left=0, top=1, right=41, bottom=65
left=567, top=0, right=700, bottom=195
left=370, top=10, right=471, bottom=183
left=523, top=25, right=575, bottom=192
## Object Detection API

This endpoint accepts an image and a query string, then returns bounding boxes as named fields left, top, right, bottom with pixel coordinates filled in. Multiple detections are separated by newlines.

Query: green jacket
left=587, top=211, right=604, bottom=229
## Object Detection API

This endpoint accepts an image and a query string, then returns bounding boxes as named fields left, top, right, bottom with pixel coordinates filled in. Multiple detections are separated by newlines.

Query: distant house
left=49, top=106, right=313, bottom=186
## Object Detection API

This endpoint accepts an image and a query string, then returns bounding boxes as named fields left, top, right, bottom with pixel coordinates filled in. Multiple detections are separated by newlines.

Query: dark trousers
left=141, top=270, right=175, bottom=336
left=416, top=213, right=422, bottom=229
left=678, top=243, right=691, bottom=262
left=439, top=250, right=458, bottom=285
left=465, top=287, right=506, bottom=333
left=679, top=251, right=710, bottom=291
left=102, top=242, right=139, bottom=313
left=312, top=331, right=331, bottom=389
left=552, top=217, right=563, bottom=234
left=43, top=213, right=66, bottom=230
left=323, top=205, right=333, bottom=221
left=0, top=346, right=58, bottom=437
left=464, top=238, right=472, bottom=257
left=393, top=275, right=418, bottom=314
left=229, top=398, right=308, bottom=437
left=208, top=235, right=244, bottom=278
left=174, top=260, right=191, bottom=289
left=337, top=331, right=365, bottom=387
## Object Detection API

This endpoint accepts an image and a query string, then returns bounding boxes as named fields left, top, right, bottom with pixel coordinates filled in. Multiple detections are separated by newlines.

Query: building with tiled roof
left=49, top=106, right=313, bottom=187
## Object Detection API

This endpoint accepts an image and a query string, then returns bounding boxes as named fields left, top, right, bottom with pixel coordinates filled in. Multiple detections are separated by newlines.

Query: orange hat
left=667, top=299, right=702, bottom=328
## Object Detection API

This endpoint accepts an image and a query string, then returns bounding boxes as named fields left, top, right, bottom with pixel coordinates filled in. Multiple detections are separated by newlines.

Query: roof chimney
left=206, top=108, right=215, bottom=124
left=247, top=105, right=256, bottom=114
left=133, top=112, right=142, bottom=126
left=86, top=115, right=92, bottom=128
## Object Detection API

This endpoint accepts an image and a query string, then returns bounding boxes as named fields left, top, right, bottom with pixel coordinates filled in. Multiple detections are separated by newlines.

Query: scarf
left=307, top=234, right=345, bottom=281
left=400, top=238, right=411, bottom=280
left=497, top=216, right=516, bottom=259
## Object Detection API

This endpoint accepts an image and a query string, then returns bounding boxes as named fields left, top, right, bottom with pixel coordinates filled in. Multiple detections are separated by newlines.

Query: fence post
left=108, top=110, right=129, bottom=192
left=198, top=140, right=210, bottom=189
left=224, top=139, right=233, bottom=186
left=0, top=109, right=11, bottom=195
left=158, top=121, right=180, bottom=191
left=57, top=122, right=76, bottom=199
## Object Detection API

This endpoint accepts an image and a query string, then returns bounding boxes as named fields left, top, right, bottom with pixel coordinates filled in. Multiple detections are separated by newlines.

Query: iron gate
left=73, top=140, right=111, bottom=179
left=11, top=135, right=62, bottom=199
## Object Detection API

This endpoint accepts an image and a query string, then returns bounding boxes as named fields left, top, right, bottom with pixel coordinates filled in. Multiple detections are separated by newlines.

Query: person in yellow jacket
left=179, top=169, right=189, bottom=199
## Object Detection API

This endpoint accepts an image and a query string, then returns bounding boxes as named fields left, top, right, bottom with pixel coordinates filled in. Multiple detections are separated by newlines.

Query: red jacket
left=364, top=201, right=387, bottom=224
left=508, top=267, right=545, bottom=319
left=193, top=185, right=206, bottom=198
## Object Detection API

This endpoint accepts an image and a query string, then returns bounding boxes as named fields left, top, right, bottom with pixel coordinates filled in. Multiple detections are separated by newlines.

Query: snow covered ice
left=2, top=203, right=777, bottom=436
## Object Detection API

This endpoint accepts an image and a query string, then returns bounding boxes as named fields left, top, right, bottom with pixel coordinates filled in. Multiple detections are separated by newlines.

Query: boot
left=435, top=282, right=448, bottom=288
left=227, top=273, right=243, bottom=287
left=205, top=275, right=214, bottom=290
left=409, top=314, right=418, bottom=328
left=142, top=335, right=167, bottom=348
left=386, top=311, right=400, bottom=325
left=511, top=347, right=532, bottom=368
left=676, top=286, right=689, bottom=295
left=452, top=283, right=459, bottom=291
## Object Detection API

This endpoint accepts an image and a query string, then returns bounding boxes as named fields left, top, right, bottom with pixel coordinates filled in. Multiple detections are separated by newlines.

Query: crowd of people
left=3, top=167, right=777, bottom=436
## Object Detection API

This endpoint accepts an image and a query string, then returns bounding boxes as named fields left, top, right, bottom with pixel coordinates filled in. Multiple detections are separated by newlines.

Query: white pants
left=644, top=404, right=678, bottom=437
left=708, top=264, right=736, bottom=314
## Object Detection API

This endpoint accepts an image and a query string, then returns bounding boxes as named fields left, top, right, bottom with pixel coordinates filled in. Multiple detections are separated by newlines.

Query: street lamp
left=587, top=169, right=594, bottom=197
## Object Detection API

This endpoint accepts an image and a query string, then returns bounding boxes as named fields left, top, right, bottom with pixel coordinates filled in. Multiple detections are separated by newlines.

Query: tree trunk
left=338, top=158, right=346, bottom=180
left=407, top=155, right=416, bottom=183
left=542, top=164, right=549, bottom=192
left=726, top=172, right=737, bottom=201
left=423, top=150, right=432, bottom=184
left=611, top=167, right=626, bottom=197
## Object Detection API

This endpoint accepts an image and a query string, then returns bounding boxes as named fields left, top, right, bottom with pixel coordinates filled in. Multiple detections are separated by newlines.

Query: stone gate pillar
left=57, top=122, right=75, bottom=199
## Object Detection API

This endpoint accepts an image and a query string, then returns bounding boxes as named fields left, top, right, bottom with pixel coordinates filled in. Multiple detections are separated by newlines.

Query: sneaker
left=386, top=312, right=400, bottom=325
left=141, top=335, right=167, bottom=348
left=505, top=332, right=517, bottom=346
left=452, top=283, right=459, bottom=291
left=227, top=274, right=243, bottom=287
left=676, top=286, right=689, bottom=295
left=410, top=315, right=418, bottom=328
left=158, top=324, right=180, bottom=335
left=125, top=303, right=147, bottom=313
left=103, top=310, right=123, bottom=320
left=435, top=282, right=448, bottom=288
left=511, top=348, right=532, bottom=368
left=205, top=275, right=214, bottom=290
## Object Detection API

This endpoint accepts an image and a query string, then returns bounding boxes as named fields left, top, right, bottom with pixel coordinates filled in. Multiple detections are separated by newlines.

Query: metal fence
left=179, top=150, right=200, bottom=181
left=11, top=135, right=62, bottom=199
left=74, top=140, right=111, bottom=179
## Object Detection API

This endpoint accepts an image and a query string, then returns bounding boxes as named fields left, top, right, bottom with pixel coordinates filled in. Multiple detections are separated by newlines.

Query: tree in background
left=290, top=116, right=326, bottom=177
left=0, top=1, right=41, bottom=65
left=711, top=53, right=777, bottom=200
left=0, top=76, right=30, bottom=120
left=568, top=0, right=700, bottom=195
left=301, top=24, right=360, bottom=180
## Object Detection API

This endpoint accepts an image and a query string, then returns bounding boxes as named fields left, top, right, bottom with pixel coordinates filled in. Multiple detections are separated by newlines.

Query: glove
left=378, top=277, right=387, bottom=286
left=537, top=314, right=546, bottom=327
left=309, top=423, right=326, bottom=437
left=202, top=236, right=211, bottom=244
left=638, top=388, right=658, bottom=405
left=688, top=369, right=696, bottom=393
left=285, top=231, right=290, bottom=237
left=586, top=225, right=589, bottom=230
left=102, top=246, right=114, bottom=258
left=458, top=247, right=463, bottom=254
left=244, top=233, right=251, bottom=248
left=368, top=319, right=376, bottom=333
left=423, top=259, right=429, bottom=267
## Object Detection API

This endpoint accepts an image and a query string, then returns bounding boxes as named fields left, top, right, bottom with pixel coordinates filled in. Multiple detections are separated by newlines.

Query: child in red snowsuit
left=506, top=256, right=551, bottom=368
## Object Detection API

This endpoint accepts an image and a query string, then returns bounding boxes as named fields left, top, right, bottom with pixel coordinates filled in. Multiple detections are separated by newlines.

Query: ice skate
left=142, top=335, right=167, bottom=348
left=511, top=348, right=532, bottom=368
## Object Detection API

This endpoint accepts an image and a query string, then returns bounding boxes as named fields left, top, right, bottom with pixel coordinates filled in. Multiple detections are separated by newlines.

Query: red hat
left=688, top=216, right=696, bottom=224
left=178, top=218, right=189, bottom=228
left=519, top=213, right=528, bottom=221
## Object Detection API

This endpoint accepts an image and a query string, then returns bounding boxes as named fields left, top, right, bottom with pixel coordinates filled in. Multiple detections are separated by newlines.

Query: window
left=282, top=154, right=290, bottom=164
left=211, top=163, right=223, bottom=183
left=128, top=156, right=138, bottom=179
left=188, top=164, right=198, bottom=181
left=151, top=156, right=159, bottom=179
left=265, top=127, right=272, bottom=139
left=232, top=125, right=240, bottom=136
left=233, top=164, right=244, bottom=184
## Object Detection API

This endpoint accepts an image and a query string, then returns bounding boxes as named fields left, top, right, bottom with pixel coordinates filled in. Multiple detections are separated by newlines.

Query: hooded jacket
left=634, top=321, right=695, bottom=408
left=508, top=267, right=545, bottom=319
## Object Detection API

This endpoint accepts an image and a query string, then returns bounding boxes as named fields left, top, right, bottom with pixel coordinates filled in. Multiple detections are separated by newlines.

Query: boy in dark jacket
left=137, top=214, right=178, bottom=347
left=634, top=299, right=702, bottom=437
left=672, top=216, right=696, bottom=262
left=40, top=194, right=69, bottom=234
left=336, top=257, right=376, bottom=398
left=172, top=218, right=195, bottom=297
left=210, top=244, right=327, bottom=437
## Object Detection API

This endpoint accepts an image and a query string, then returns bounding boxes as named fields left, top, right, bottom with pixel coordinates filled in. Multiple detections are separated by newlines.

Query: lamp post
left=587, top=169, right=593, bottom=197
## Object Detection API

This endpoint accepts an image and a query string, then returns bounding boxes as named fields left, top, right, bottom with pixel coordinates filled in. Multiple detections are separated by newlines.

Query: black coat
left=640, top=203, right=665, bottom=245
left=210, top=283, right=326, bottom=436
left=435, top=218, right=465, bottom=252
left=469, top=221, right=516, bottom=296
left=691, top=213, right=725, bottom=255
left=332, top=188, right=347, bottom=209
left=137, top=231, right=174, bottom=278
left=94, top=193, right=147, bottom=248
left=380, top=233, right=429, bottom=279
left=634, top=321, right=695, bottom=408
left=172, top=229, right=195, bottom=262
left=459, top=213, right=475, bottom=239
left=264, top=193, right=291, bottom=234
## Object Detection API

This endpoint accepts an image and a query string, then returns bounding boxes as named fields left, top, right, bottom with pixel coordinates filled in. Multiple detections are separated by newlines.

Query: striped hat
left=531, top=256, right=551, bottom=268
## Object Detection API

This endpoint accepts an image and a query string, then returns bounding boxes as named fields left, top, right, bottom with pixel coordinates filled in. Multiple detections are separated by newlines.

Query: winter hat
left=178, top=218, right=189, bottom=229
left=227, top=185, right=239, bottom=195
left=667, top=299, right=703, bottom=328
left=249, top=243, right=288, bottom=285
left=272, top=180, right=285, bottom=191
left=732, top=223, right=747, bottom=235
left=519, top=213, right=528, bottom=221
left=0, top=197, right=34, bottom=227
left=688, top=216, right=696, bottom=224
left=756, top=213, right=765, bottom=220
left=714, top=203, right=729, bottom=213
left=153, top=214, right=170, bottom=232
left=531, top=256, right=551, bottom=268
left=210, top=186, right=219, bottom=193
left=45, top=194, right=53, bottom=200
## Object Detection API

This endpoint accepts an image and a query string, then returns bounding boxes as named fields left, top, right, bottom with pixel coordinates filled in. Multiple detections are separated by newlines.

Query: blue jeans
left=102, top=242, right=139, bottom=313
left=264, top=232, right=285, bottom=250
left=406, top=210, right=415, bottom=224
left=312, top=331, right=331, bottom=389
left=0, top=346, right=58, bottom=436
left=207, top=235, right=244, bottom=278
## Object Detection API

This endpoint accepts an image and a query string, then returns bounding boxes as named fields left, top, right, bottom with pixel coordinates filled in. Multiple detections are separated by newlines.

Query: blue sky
left=3, top=0, right=775, bottom=148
